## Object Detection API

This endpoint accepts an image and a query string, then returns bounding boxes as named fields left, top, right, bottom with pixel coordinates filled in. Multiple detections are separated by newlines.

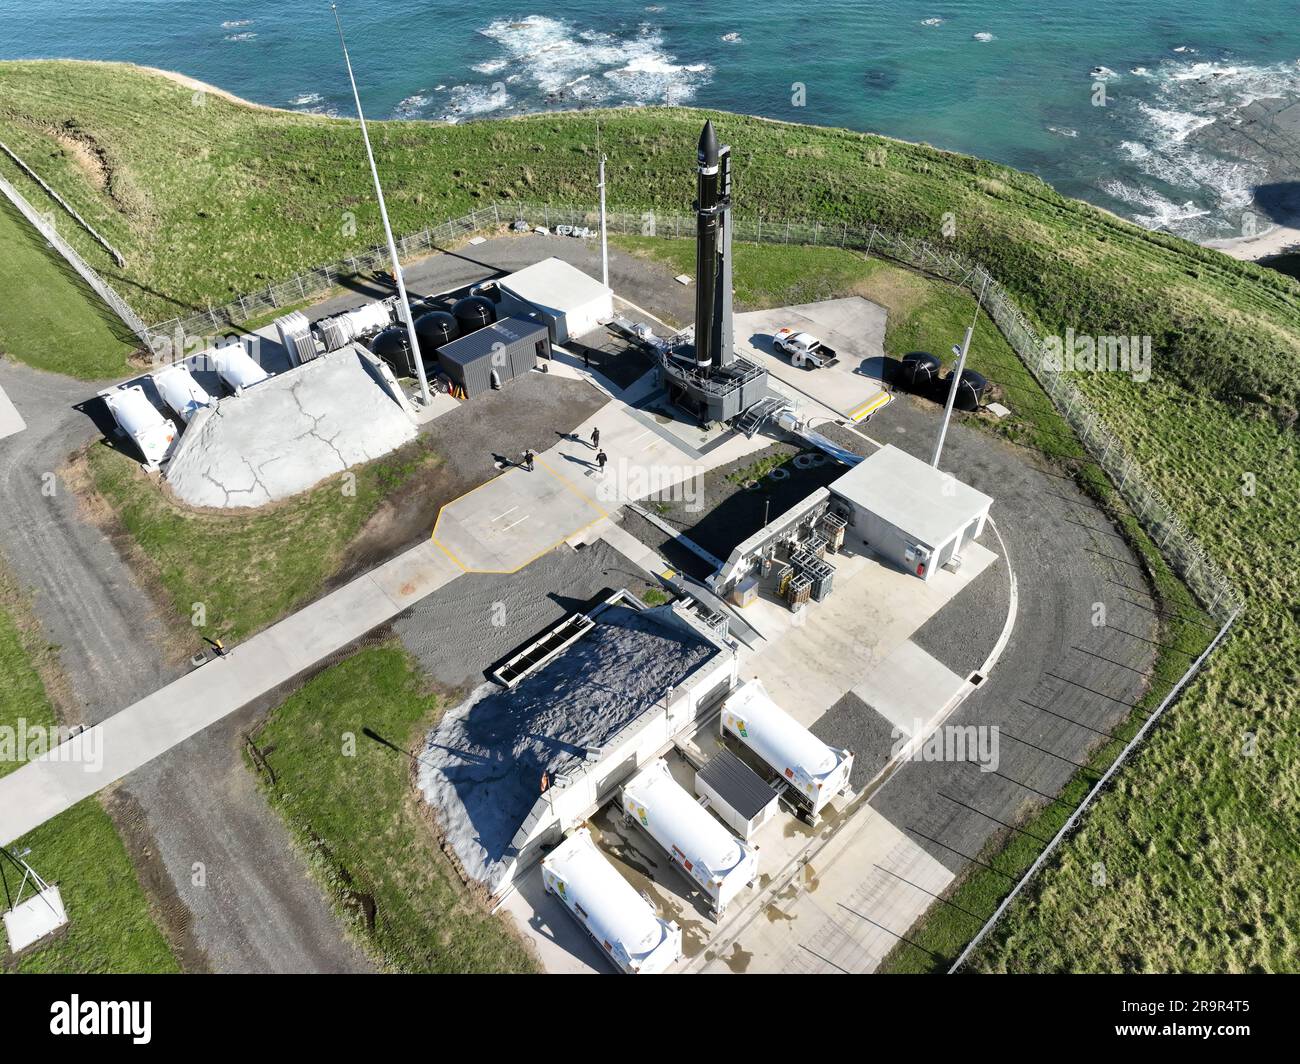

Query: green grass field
left=0, top=195, right=135, bottom=378
left=84, top=435, right=438, bottom=644
left=1, top=59, right=1296, bottom=972
left=0, top=570, right=177, bottom=973
left=248, top=643, right=536, bottom=973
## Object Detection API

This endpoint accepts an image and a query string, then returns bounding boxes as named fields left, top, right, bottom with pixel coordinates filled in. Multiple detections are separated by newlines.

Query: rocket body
left=693, top=120, right=734, bottom=370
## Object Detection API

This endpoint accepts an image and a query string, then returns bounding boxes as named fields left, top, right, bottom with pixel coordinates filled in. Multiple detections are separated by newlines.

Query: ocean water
left=7, top=0, right=1300, bottom=241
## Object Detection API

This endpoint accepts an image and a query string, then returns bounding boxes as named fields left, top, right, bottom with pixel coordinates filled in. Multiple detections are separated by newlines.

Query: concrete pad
left=852, top=640, right=968, bottom=739
left=694, top=805, right=954, bottom=973
left=0, top=384, right=26, bottom=440
left=165, top=346, right=416, bottom=508
left=496, top=863, right=608, bottom=974
left=734, top=298, right=890, bottom=421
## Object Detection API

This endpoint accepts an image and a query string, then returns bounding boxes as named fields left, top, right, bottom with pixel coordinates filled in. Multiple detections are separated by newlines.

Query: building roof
left=498, top=256, right=612, bottom=313
left=436, top=316, right=548, bottom=367
left=829, top=444, right=993, bottom=548
left=697, top=748, right=777, bottom=820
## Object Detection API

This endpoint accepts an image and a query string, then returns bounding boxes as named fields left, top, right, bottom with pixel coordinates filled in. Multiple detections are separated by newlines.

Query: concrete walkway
left=0, top=540, right=461, bottom=847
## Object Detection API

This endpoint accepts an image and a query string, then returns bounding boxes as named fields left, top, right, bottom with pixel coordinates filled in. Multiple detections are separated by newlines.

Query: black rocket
left=693, top=120, right=735, bottom=370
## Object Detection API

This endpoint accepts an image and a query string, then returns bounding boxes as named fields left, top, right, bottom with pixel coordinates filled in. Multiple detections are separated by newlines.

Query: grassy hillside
left=248, top=643, right=536, bottom=973
left=0, top=60, right=1296, bottom=972
left=0, top=568, right=177, bottom=973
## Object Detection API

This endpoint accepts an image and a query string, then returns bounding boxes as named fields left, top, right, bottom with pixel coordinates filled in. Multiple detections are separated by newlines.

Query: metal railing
left=0, top=171, right=151, bottom=345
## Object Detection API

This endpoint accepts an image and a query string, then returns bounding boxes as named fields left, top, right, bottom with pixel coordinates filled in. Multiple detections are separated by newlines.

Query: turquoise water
left=7, top=1, right=1300, bottom=240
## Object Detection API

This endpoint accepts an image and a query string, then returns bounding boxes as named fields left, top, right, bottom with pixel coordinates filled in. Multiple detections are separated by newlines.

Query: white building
left=495, top=256, right=614, bottom=344
left=828, top=444, right=993, bottom=581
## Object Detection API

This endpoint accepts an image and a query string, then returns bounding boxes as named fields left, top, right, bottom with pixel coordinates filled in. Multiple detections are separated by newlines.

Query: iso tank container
left=212, top=341, right=269, bottom=392
left=153, top=364, right=213, bottom=423
left=622, top=759, right=758, bottom=915
left=102, top=385, right=178, bottom=467
left=720, top=681, right=853, bottom=819
left=541, top=828, right=681, bottom=974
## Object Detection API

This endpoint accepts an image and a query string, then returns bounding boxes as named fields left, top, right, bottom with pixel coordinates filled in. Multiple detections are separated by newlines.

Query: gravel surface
left=910, top=555, right=1008, bottom=679
left=394, top=537, right=656, bottom=691
left=812, top=692, right=901, bottom=790
left=416, top=604, right=716, bottom=889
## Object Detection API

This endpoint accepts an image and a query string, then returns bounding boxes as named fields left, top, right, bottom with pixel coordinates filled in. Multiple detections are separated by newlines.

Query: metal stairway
left=734, top=395, right=793, bottom=438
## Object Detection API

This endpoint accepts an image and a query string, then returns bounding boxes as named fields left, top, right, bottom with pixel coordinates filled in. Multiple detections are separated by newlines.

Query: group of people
left=520, top=427, right=606, bottom=474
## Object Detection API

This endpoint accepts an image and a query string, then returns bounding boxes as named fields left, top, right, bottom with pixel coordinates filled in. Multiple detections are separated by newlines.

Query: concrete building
left=495, top=257, right=613, bottom=344
left=435, top=316, right=548, bottom=398
left=828, top=444, right=993, bottom=581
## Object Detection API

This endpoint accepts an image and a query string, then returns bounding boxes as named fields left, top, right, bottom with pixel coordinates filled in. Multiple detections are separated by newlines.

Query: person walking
left=590, top=427, right=600, bottom=450
left=583, top=349, right=591, bottom=370
left=596, top=449, right=608, bottom=474
left=522, top=448, right=535, bottom=472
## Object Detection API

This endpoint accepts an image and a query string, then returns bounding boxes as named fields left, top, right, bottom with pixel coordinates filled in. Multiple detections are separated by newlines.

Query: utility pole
left=598, top=153, right=609, bottom=289
left=932, top=274, right=989, bottom=468
left=332, top=3, right=431, bottom=406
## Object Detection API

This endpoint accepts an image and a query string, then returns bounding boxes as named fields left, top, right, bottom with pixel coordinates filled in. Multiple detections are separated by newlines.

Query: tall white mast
left=932, top=273, right=989, bottom=467
left=332, top=3, right=430, bottom=406
left=598, top=153, right=609, bottom=289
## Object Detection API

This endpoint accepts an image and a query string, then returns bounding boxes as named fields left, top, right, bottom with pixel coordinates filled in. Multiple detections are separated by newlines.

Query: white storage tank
left=541, top=828, right=681, bottom=974
left=153, top=364, right=213, bottom=423
left=211, top=340, right=269, bottom=392
left=720, top=680, right=853, bottom=821
left=622, top=759, right=758, bottom=915
left=101, top=385, right=178, bottom=467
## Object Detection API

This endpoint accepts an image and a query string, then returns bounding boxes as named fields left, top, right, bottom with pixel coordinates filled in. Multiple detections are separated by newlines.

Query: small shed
left=496, top=257, right=614, bottom=344
left=435, top=316, right=549, bottom=398
left=828, top=444, right=993, bottom=581
left=695, top=748, right=780, bottom=842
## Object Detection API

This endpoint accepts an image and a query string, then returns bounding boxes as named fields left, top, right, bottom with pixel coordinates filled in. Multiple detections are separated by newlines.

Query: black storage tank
left=415, top=310, right=459, bottom=349
left=944, top=368, right=989, bottom=412
left=369, top=326, right=416, bottom=376
left=899, top=352, right=941, bottom=394
left=452, top=295, right=496, bottom=335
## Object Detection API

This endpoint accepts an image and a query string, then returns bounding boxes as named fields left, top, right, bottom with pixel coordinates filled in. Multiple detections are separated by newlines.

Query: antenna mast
left=331, top=3, right=431, bottom=406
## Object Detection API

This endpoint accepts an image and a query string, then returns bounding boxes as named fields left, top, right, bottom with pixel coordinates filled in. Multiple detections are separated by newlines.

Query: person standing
left=522, top=448, right=535, bottom=472
left=596, top=449, right=608, bottom=474
left=590, top=426, right=600, bottom=450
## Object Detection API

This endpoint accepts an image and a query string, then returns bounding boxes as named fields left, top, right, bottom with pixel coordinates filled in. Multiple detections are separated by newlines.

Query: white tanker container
left=211, top=341, right=269, bottom=392
left=314, top=300, right=394, bottom=351
left=153, top=364, right=213, bottom=423
left=101, top=385, right=178, bottom=468
left=720, top=680, right=853, bottom=821
left=622, top=758, right=758, bottom=916
left=542, top=828, right=681, bottom=974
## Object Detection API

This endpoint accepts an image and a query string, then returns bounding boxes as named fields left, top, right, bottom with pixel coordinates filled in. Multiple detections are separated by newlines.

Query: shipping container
left=542, top=828, right=681, bottom=974
left=153, top=364, right=213, bottom=423
left=720, top=681, right=853, bottom=820
left=101, top=385, right=179, bottom=467
left=622, top=759, right=758, bottom=915
left=695, top=748, right=781, bottom=842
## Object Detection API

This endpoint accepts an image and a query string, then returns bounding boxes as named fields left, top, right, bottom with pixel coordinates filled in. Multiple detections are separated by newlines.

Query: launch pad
left=659, top=121, right=775, bottom=425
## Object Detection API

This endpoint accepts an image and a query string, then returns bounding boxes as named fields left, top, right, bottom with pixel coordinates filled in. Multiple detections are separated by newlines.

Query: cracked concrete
left=165, top=345, right=415, bottom=509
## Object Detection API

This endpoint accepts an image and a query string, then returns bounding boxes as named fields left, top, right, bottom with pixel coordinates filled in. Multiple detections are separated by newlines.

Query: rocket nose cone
left=697, top=120, right=719, bottom=167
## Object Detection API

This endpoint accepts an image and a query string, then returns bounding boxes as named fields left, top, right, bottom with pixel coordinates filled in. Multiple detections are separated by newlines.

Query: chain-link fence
left=143, top=197, right=1237, bottom=620
left=0, top=171, right=151, bottom=344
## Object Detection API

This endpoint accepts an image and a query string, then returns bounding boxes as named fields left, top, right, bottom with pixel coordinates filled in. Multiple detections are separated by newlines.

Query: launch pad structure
left=659, top=121, right=774, bottom=425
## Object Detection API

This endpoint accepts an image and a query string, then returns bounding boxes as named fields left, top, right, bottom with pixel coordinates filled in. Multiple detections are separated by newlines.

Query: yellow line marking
left=849, top=392, right=893, bottom=422
left=430, top=534, right=469, bottom=572
left=535, top=455, right=610, bottom=519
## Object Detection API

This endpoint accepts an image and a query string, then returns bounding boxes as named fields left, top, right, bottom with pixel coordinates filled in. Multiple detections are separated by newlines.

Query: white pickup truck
left=772, top=327, right=839, bottom=369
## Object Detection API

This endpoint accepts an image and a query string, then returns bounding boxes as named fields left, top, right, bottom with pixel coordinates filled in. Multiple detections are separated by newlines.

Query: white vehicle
left=542, top=828, right=681, bottom=974
left=772, top=327, right=839, bottom=369
left=720, top=680, right=853, bottom=822
left=622, top=759, right=759, bottom=915
left=101, top=385, right=179, bottom=467
left=153, top=364, right=213, bottom=423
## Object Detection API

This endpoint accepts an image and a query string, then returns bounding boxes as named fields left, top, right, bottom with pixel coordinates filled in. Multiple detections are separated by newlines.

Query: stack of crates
left=791, top=549, right=835, bottom=604
left=776, top=563, right=794, bottom=599
left=786, top=572, right=812, bottom=608
left=820, top=512, right=847, bottom=554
